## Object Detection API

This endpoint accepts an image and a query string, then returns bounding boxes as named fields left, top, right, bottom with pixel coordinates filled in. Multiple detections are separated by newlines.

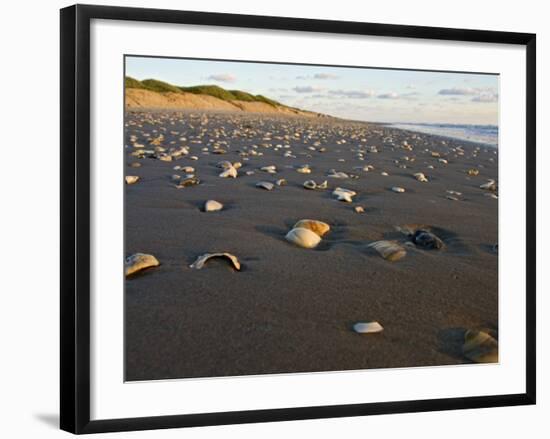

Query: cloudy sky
left=126, top=56, right=499, bottom=125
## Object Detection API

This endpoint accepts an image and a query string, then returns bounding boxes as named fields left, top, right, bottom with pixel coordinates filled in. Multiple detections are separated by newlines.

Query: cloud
left=471, top=93, right=498, bottom=103
left=438, top=87, right=477, bottom=96
left=293, top=86, right=324, bottom=93
left=405, top=84, right=416, bottom=89
left=377, top=92, right=400, bottom=99
left=328, top=89, right=374, bottom=99
left=207, top=73, right=236, bottom=83
left=314, top=73, right=339, bottom=80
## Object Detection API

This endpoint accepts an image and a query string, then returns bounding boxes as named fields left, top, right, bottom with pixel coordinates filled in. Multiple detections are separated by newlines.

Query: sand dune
left=125, top=88, right=325, bottom=117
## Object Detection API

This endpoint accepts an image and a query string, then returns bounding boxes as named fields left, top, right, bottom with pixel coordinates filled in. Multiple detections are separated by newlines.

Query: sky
left=125, top=56, right=499, bottom=125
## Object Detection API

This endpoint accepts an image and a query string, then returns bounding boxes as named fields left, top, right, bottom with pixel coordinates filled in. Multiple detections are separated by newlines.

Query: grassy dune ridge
left=124, top=76, right=325, bottom=117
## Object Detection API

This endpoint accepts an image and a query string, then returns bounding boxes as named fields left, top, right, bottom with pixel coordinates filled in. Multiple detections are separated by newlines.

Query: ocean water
left=387, top=123, right=498, bottom=147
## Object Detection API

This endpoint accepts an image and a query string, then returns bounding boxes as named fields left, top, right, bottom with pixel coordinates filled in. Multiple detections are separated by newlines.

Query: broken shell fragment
left=296, top=165, right=311, bottom=174
left=176, top=176, right=200, bottom=188
left=414, top=172, right=428, bottom=182
left=333, top=187, right=356, bottom=202
left=125, top=253, right=159, bottom=277
left=285, top=227, right=322, bottom=249
left=256, top=181, right=274, bottom=191
left=462, top=329, right=498, bottom=363
left=303, top=180, right=317, bottom=190
left=480, top=179, right=497, bottom=191
left=353, top=321, right=384, bottom=334
left=125, top=176, right=140, bottom=185
left=260, top=165, right=277, bottom=173
left=391, top=186, right=405, bottom=193
left=369, top=240, right=406, bottom=262
left=189, top=252, right=241, bottom=271
left=276, top=178, right=287, bottom=186
left=219, top=166, right=237, bottom=178
left=354, top=206, right=365, bottom=213
left=204, top=200, right=223, bottom=212
left=293, top=219, right=330, bottom=237
left=467, top=168, right=480, bottom=176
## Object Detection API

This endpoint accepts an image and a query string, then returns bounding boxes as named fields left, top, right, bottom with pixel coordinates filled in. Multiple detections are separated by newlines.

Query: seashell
left=233, top=162, right=242, bottom=169
left=171, top=174, right=181, bottom=182
left=260, top=165, right=277, bottom=173
left=211, top=148, right=227, bottom=154
left=285, top=227, right=322, bottom=249
left=293, top=219, right=330, bottom=237
left=181, top=166, right=195, bottom=173
left=414, top=172, right=428, bottom=182
left=412, top=229, right=444, bottom=250
left=189, top=156, right=199, bottom=161
left=129, top=162, right=141, bottom=168
left=480, top=179, right=497, bottom=191
left=256, top=181, right=274, bottom=191
left=317, top=180, right=328, bottom=189
left=189, top=252, right=241, bottom=271
left=353, top=321, right=383, bottom=334
left=462, top=329, right=498, bottom=363
left=391, top=186, right=405, bottom=193
left=438, top=158, right=448, bottom=164
left=296, top=165, right=311, bottom=174
left=176, top=176, right=200, bottom=188
left=125, top=176, right=139, bottom=185
left=485, top=193, right=498, bottom=199
left=219, top=166, right=237, bottom=178
left=276, top=178, right=287, bottom=186
left=431, top=151, right=441, bottom=157
left=204, top=200, right=223, bottom=212
left=369, top=240, right=406, bottom=261
left=125, top=253, right=159, bottom=277
left=303, top=180, right=317, bottom=190
left=467, top=168, right=480, bottom=176
left=245, top=171, right=255, bottom=176
left=333, top=187, right=356, bottom=202
left=158, top=154, right=173, bottom=162
left=354, top=206, right=365, bottom=213
left=381, top=171, right=389, bottom=176
left=328, top=171, right=349, bottom=179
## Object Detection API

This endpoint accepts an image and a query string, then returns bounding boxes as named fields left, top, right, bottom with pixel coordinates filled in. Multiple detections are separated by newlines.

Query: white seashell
left=328, top=171, right=349, bottom=179
left=204, top=200, right=223, bottom=212
left=245, top=171, right=255, bottom=176
left=303, top=180, right=317, bottom=190
left=392, top=186, right=405, bottom=193
left=260, top=165, right=277, bottom=173
left=125, top=176, right=139, bottom=184
left=333, top=187, right=356, bottom=202
left=189, top=156, right=199, bottom=161
left=381, top=172, right=389, bottom=176
left=285, top=227, right=322, bottom=249
left=293, top=219, right=330, bottom=237
left=353, top=321, right=383, bottom=334
left=354, top=206, right=365, bottom=213
left=296, top=165, right=311, bottom=174
left=275, top=178, right=287, bottom=186
left=438, top=158, right=448, bottom=164
left=256, top=181, right=274, bottom=191
left=125, top=253, right=159, bottom=277
left=480, top=179, right=497, bottom=191
left=414, top=173, right=428, bottom=182
left=181, top=166, right=195, bottom=173
left=369, top=240, right=406, bottom=261
left=219, top=166, right=237, bottom=178
left=189, top=252, right=241, bottom=271
left=317, top=180, right=328, bottom=189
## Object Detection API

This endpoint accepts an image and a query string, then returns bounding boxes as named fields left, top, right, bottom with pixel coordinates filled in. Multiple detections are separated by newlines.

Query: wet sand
left=124, top=110, right=498, bottom=381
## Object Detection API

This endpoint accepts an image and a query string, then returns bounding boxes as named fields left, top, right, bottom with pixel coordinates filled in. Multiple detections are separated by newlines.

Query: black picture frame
left=60, top=4, right=536, bottom=434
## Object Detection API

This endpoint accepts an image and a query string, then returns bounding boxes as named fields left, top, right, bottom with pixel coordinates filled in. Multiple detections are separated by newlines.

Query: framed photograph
left=60, top=4, right=536, bottom=434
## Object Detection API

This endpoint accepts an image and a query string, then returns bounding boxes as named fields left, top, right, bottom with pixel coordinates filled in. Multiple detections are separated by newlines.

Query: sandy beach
left=124, top=110, right=498, bottom=382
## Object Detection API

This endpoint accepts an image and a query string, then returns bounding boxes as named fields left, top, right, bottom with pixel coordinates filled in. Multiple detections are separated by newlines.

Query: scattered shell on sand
left=204, top=200, right=223, bottom=212
left=296, top=165, right=311, bottom=174
left=293, top=219, right=330, bottom=237
left=354, top=206, right=365, bottom=213
left=391, top=186, right=405, bottom=193
left=303, top=180, right=327, bottom=190
left=125, top=176, right=140, bottom=185
left=260, top=165, right=277, bottom=174
left=369, top=240, right=407, bottom=261
left=256, top=181, right=275, bottom=191
left=328, top=170, right=349, bottom=179
left=276, top=178, right=287, bottom=186
left=467, top=168, right=480, bottom=176
left=129, top=162, right=141, bottom=168
left=189, top=252, right=241, bottom=271
left=414, top=172, right=428, bottom=182
left=219, top=166, right=237, bottom=178
left=381, top=171, right=389, bottom=176
left=285, top=227, right=322, bottom=249
left=176, top=176, right=200, bottom=188
left=353, top=321, right=384, bottom=334
left=125, top=253, right=159, bottom=277
left=480, top=179, right=497, bottom=191
left=462, top=329, right=498, bottom=363
left=412, top=229, right=444, bottom=250
left=333, top=187, right=356, bottom=202
left=171, top=174, right=181, bottom=182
